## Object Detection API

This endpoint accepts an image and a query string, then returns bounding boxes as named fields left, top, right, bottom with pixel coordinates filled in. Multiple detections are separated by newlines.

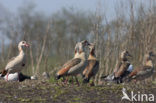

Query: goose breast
left=5, top=54, right=26, bottom=73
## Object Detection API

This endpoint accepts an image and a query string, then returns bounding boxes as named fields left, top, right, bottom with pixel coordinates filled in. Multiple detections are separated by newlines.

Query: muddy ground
left=0, top=79, right=155, bottom=103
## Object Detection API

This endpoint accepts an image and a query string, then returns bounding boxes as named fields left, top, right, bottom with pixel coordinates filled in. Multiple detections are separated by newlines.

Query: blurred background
left=0, top=0, right=156, bottom=83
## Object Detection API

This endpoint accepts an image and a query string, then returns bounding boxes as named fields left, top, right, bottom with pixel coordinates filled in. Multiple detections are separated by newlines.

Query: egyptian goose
left=113, top=50, right=132, bottom=83
left=101, top=51, right=133, bottom=84
left=128, top=51, right=155, bottom=82
left=82, top=43, right=99, bottom=83
left=101, top=63, right=133, bottom=83
left=56, top=40, right=90, bottom=82
left=1, top=41, right=29, bottom=81
left=0, top=72, right=36, bottom=82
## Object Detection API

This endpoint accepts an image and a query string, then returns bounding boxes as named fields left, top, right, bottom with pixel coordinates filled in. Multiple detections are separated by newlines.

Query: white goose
left=1, top=41, right=29, bottom=81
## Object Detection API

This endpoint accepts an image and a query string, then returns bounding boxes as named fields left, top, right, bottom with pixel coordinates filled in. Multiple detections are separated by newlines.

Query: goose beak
left=25, top=43, right=30, bottom=47
left=88, top=43, right=91, bottom=46
left=152, top=53, right=155, bottom=57
left=81, top=40, right=90, bottom=46
left=125, top=51, right=132, bottom=57
left=149, top=51, right=155, bottom=57
left=85, top=41, right=90, bottom=46
left=128, top=53, right=132, bottom=57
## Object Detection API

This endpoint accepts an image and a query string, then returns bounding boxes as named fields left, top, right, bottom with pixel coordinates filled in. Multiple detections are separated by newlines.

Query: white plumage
left=2, top=41, right=29, bottom=81
left=127, top=64, right=133, bottom=72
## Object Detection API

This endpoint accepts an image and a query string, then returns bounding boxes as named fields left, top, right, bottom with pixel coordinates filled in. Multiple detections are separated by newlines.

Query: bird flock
left=0, top=40, right=155, bottom=85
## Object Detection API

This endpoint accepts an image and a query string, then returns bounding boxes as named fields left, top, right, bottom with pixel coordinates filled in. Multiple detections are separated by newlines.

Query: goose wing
left=5, top=57, right=16, bottom=70
left=57, top=58, right=81, bottom=76
left=84, top=60, right=99, bottom=79
left=129, top=65, right=153, bottom=78
left=5, top=56, right=25, bottom=72
left=114, top=61, right=130, bottom=77
left=113, top=61, right=122, bottom=73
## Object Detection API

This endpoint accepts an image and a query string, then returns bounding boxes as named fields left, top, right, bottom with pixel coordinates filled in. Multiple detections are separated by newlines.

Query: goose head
left=78, top=40, right=90, bottom=53
left=120, top=50, right=132, bottom=60
left=18, top=41, right=29, bottom=51
left=149, top=51, right=155, bottom=58
left=144, top=51, right=155, bottom=60
left=74, top=40, right=90, bottom=59
left=144, top=51, right=155, bottom=67
left=89, top=43, right=96, bottom=56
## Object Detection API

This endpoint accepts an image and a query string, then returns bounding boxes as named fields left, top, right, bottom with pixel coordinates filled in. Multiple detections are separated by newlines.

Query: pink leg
left=6, top=73, right=9, bottom=81
left=18, top=73, right=20, bottom=82
left=75, top=76, right=79, bottom=86
left=64, top=77, right=68, bottom=84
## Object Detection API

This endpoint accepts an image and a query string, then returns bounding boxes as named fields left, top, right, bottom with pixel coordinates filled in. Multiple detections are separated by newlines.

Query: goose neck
left=78, top=52, right=87, bottom=60
left=18, top=47, right=25, bottom=56
left=145, top=60, right=153, bottom=68
left=88, top=54, right=96, bottom=60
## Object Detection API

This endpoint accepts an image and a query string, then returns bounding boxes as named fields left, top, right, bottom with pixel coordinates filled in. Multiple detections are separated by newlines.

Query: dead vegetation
left=0, top=79, right=155, bottom=103
left=0, top=0, right=156, bottom=102
left=0, top=0, right=156, bottom=83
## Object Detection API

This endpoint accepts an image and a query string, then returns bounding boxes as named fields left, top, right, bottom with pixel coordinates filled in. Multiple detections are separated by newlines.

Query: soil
left=0, top=79, right=155, bottom=103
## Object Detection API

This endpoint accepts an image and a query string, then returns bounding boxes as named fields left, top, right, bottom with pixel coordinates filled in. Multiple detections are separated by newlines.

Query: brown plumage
left=114, top=50, right=132, bottom=78
left=56, top=58, right=81, bottom=77
left=83, top=43, right=99, bottom=83
left=56, top=40, right=90, bottom=80
left=128, top=51, right=155, bottom=81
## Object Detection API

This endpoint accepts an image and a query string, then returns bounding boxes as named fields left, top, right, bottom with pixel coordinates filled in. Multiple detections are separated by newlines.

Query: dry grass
left=0, top=79, right=155, bottom=103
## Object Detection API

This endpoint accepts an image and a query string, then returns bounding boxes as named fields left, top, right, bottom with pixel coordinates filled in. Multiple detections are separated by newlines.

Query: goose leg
left=64, top=77, right=69, bottom=84
left=6, top=73, right=9, bottom=81
left=90, top=77, right=95, bottom=86
left=75, top=76, right=79, bottom=86
left=62, top=77, right=65, bottom=82
left=72, top=76, right=75, bottom=85
left=18, top=72, right=20, bottom=82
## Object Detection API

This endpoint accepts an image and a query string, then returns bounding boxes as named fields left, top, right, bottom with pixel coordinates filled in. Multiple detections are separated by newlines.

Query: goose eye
left=22, top=41, right=25, bottom=44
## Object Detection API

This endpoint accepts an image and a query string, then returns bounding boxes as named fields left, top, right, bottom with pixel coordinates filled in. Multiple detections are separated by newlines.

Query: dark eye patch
left=126, top=51, right=129, bottom=54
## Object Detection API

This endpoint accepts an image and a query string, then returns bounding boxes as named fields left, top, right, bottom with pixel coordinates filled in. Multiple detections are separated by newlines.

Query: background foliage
left=0, top=0, right=156, bottom=84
